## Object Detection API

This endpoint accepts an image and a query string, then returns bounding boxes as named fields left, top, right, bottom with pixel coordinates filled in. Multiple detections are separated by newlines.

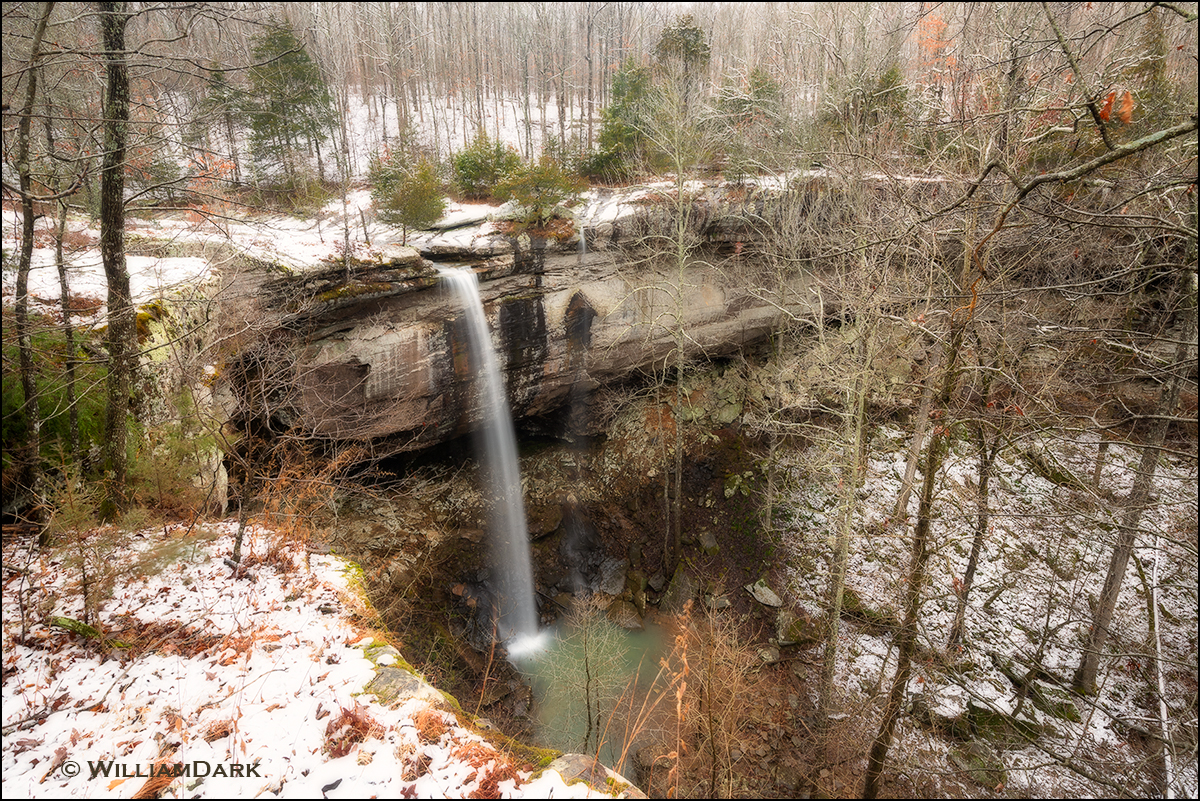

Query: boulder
left=948, top=741, right=1007, bottom=789
left=746, top=578, right=783, bottom=607
left=364, top=666, right=443, bottom=707
left=546, top=754, right=647, bottom=799
left=661, top=568, right=698, bottom=614
left=775, top=609, right=820, bottom=647
left=607, top=599, right=645, bottom=631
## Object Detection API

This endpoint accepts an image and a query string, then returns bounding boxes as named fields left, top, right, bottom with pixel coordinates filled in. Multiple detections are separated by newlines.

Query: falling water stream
left=439, top=267, right=544, bottom=655
left=440, top=266, right=670, bottom=763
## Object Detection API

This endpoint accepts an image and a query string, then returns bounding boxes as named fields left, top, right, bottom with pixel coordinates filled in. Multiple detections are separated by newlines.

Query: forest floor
left=0, top=520, right=635, bottom=799
left=774, top=423, right=1198, bottom=798
left=3, top=185, right=1196, bottom=798
left=336, top=376, right=1198, bottom=798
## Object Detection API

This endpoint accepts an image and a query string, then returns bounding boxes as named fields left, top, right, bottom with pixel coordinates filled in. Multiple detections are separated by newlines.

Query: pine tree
left=494, top=156, right=583, bottom=227
left=587, top=58, right=652, bottom=179
left=369, top=153, right=446, bottom=245
left=452, top=132, right=521, bottom=199
left=246, top=21, right=334, bottom=187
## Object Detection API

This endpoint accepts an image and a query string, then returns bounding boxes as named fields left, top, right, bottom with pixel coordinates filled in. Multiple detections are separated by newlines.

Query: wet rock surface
left=218, top=185, right=822, bottom=457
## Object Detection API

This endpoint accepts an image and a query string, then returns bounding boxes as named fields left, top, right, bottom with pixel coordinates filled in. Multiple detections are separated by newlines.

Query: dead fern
left=324, top=702, right=383, bottom=758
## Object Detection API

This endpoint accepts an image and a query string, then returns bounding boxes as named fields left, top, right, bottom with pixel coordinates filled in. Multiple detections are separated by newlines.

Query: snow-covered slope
left=1, top=521, right=640, bottom=798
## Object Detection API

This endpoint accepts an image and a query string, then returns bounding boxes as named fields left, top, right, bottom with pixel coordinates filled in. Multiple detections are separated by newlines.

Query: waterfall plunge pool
left=509, top=605, right=675, bottom=770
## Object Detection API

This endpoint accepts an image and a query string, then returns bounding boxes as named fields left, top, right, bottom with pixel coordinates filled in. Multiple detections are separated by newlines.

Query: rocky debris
left=757, top=644, right=782, bottom=664
left=661, top=568, right=698, bottom=614
left=526, top=503, right=564, bottom=539
left=704, top=592, right=732, bottom=610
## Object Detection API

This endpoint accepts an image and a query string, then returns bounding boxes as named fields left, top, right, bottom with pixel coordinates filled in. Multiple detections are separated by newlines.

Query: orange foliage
left=916, top=6, right=956, bottom=85
left=1099, top=91, right=1115, bottom=122
left=413, top=706, right=449, bottom=743
left=324, top=703, right=383, bottom=758
left=1118, top=90, right=1134, bottom=124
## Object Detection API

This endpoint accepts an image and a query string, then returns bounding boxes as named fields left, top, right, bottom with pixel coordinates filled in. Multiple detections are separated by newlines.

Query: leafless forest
left=3, top=2, right=1198, bottom=799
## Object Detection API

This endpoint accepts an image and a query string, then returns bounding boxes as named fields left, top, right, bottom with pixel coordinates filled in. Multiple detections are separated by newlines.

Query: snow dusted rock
left=547, top=754, right=648, bottom=799
left=746, top=577, right=784, bottom=607
left=212, top=182, right=823, bottom=456
left=949, top=741, right=1007, bottom=789
left=372, top=242, right=423, bottom=266
left=775, top=608, right=821, bottom=647
left=364, top=665, right=443, bottom=707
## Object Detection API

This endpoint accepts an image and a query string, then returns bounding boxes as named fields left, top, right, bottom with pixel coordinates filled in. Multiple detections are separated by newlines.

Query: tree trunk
left=585, top=2, right=595, bottom=151
left=863, top=320, right=965, bottom=799
left=54, top=197, right=80, bottom=466
left=98, top=0, right=135, bottom=522
left=522, top=44, right=532, bottom=159
left=819, top=329, right=870, bottom=748
left=13, top=1, right=54, bottom=518
left=891, top=345, right=942, bottom=526
left=948, top=419, right=1002, bottom=648
left=1073, top=269, right=1195, bottom=694
left=1093, top=439, right=1110, bottom=487
left=41, top=100, right=80, bottom=467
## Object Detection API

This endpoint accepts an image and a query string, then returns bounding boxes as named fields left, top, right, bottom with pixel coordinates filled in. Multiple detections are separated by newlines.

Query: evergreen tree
left=719, top=68, right=783, bottom=126
left=246, top=22, right=334, bottom=186
left=584, top=58, right=653, bottom=180
left=1126, top=8, right=1173, bottom=129
left=369, top=152, right=446, bottom=245
left=717, top=67, right=786, bottom=179
left=194, top=67, right=245, bottom=185
left=494, top=156, right=583, bottom=227
left=654, top=13, right=711, bottom=110
left=585, top=17, right=714, bottom=181
left=452, top=132, right=521, bottom=199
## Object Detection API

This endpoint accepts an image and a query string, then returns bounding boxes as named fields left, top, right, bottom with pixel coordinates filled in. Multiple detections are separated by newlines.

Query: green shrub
left=452, top=133, right=521, bottom=199
left=577, top=146, right=633, bottom=183
left=494, top=157, right=584, bottom=226
left=237, top=178, right=338, bottom=215
left=369, top=152, right=446, bottom=243
left=126, top=391, right=217, bottom=520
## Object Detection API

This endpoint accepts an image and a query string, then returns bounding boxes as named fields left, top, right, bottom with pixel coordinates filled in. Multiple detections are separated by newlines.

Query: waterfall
left=439, top=267, right=542, bottom=654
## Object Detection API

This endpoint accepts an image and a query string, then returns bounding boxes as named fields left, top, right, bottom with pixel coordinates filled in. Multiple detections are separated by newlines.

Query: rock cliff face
left=224, top=185, right=820, bottom=453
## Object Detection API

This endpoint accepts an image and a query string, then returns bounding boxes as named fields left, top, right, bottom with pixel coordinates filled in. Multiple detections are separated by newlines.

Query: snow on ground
left=1, top=521, right=626, bottom=798
left=2, top=168, right=816, bottom=323
left=781, top=426, right=1199, bottom=798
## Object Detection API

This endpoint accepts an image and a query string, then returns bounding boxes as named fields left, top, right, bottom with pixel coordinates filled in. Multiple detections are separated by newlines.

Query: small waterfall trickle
left=438, top=267, right=543, bottom=655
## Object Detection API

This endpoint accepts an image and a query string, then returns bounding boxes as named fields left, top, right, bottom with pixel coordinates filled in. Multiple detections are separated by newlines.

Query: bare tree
left=10, top=1, right=55, bottom=517
left=96, top=0, right=134, bottom=520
